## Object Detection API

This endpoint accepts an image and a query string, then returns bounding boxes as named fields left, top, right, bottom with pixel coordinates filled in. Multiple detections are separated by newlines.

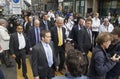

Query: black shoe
left=23, top=75, right=28, bottom=79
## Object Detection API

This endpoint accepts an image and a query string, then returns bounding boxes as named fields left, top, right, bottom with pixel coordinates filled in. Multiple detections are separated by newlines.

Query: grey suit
left=31, top=41, right=58, bottom=79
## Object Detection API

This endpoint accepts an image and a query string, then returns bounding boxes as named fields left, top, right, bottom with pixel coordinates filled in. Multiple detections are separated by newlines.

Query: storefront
left=62, top=0, right=86, bottom=16
left=98, top=0, right=120, bottom=16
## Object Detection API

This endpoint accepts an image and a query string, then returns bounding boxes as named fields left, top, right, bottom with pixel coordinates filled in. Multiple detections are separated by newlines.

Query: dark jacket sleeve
left=31, top=46, right=39, bottom=77
left=94, top=51, right=116, bottom=76
left=77, top=29, right=85, bottom=52
left=9, top=34, right=15, bottom=55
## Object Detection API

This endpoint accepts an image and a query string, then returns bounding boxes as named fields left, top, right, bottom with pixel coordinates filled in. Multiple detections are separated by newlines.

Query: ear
left=41, top=36, right=43, bottom=40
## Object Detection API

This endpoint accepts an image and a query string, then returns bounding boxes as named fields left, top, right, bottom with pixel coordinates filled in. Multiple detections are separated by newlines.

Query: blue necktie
left=46, top=44, right=53, bottom=67
left=36, top=28, right=40, bottom=43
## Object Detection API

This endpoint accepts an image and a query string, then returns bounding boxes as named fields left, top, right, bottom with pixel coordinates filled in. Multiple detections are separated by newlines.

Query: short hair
left=66, top=49, right=87, bottom=77
left=0, top=19, right=7, bottom=25
left=85, top=18, right=92, bottom=23
left=94, top=12, right=99, bottom=16
left=40, top=30, right=50, bottom=38
left=42, top=13, right=47, bottom=19
left=96, top=32, right=112, bottom=45
left=111, top=27, right=120, bottom=37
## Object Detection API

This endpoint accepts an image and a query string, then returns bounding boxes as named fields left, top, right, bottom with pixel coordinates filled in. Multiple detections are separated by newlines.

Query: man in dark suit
left=70, top=17, right=85, bottom=49
left=77, top=18, right=92, bottom=75
left=40, top=14, right=52, bottom=30
left=25, top=16, right=33, bottom=35
left=9, top=25, right=28, bottom=79
left=31, top=30, right=58, bottom=79
left=28, top=19, right=43, bottom=51
left=50, top=17, right=66, bottom=73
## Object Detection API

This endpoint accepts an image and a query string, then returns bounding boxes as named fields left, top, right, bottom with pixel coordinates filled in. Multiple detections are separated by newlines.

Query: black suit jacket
left=28, top=27, right=43, bottom=48
left=25, top=22, right=33, bottom=34
left=77, top=27, right=92, bottom=54
left=40, top=20, right=52, bottom=30
left=50, top=26, right=66, bottom=50
left=9, top=32, right=29, bottom=55
left=31, top=41, right=58, bottom=77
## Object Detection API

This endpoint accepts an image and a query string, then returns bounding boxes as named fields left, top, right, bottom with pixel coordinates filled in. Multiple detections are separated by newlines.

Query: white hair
left=56, top=17, right=64, bottom=22
left=0, top=19, right=7, bottom=25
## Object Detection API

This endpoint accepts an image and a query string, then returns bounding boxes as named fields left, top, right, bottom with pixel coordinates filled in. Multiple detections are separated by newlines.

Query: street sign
left=12, top=7, right=21, bottom=14
left=13, top=0, right=19, bottom=3
left=12, top=0, right=21, bottom=14
left=12, top=0, right=21, bottom=7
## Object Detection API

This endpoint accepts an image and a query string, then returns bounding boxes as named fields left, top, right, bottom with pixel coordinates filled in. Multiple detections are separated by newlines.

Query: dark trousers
left=0, top=69, right=4, bottom=79
left=92, top=31, right=99, bottom=47
left=15, top=49, right=27, bottom=76
left=39, top=67, right=54, bottom=79
left=106, top=71, right=118, bottom=79
left=56, top=46, right=65, bottom=71
left=83, top=54, right=89, bottom=75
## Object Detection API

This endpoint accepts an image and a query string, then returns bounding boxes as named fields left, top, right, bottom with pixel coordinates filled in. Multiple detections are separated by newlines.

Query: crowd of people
left=0, top=9, right=120, bottom=79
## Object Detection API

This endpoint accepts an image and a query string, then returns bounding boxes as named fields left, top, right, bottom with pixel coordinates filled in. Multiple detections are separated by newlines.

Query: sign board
left=0, top=0, right=5, bottom=6
left=12, top=0, right=21, bottom=14
left=12, top=0, right=21, bottom=7
left=12, top=7, right=21, bottom=14
left=58, top=0, right=64, bottom=2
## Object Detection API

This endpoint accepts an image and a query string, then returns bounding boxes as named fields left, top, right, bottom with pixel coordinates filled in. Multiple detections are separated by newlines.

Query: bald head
left=104, top=18, right=109, bottom=22
left=34, top=19, right=40, bottom=27
left=104, top=18, right=109, bottom=26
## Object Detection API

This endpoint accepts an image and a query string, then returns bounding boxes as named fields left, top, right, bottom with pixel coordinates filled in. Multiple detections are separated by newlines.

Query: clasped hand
left=111, top=54, right=120, bottom=62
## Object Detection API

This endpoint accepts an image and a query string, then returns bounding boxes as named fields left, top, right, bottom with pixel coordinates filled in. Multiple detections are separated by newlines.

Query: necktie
left=36, top=28, right=40, bottom=43
left=45, top=21, right=48, bottom=30
left=58, top=28, right=63, bottom=46
left=46, top=44, right=53, bottom=67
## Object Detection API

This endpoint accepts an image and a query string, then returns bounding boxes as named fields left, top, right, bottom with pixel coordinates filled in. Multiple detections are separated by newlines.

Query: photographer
left=7, top=15, right=20, bottom=34
left=106, top=27, right=120, bottom=79
left=89, top=32, right=120, bottom=79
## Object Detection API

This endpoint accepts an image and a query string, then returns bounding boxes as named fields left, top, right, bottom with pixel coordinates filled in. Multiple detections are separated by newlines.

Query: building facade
left=32, top=0, right=58, bottom=12
left=59, top=0, right=120, bottom=17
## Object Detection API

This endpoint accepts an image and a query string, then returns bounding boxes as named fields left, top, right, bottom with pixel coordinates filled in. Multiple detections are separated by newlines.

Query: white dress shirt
left=92, top=17, right=101, bottom=32
left=17, top=33, right=26, bottom=50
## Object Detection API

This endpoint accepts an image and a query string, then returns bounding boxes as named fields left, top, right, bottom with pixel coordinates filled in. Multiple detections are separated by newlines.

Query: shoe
left=23, top=75, right=28, bottom=79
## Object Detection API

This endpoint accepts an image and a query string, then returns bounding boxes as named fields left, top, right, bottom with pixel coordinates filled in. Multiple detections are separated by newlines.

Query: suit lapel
left=55, top=27, right=58, bottom=42
left=39, top=42, right=48, bottom=62
left=49, top=42, right=54, bottom=55
left=15, top=33, right=19, bottom=49
left=33, top=28, right=36, bottom=41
